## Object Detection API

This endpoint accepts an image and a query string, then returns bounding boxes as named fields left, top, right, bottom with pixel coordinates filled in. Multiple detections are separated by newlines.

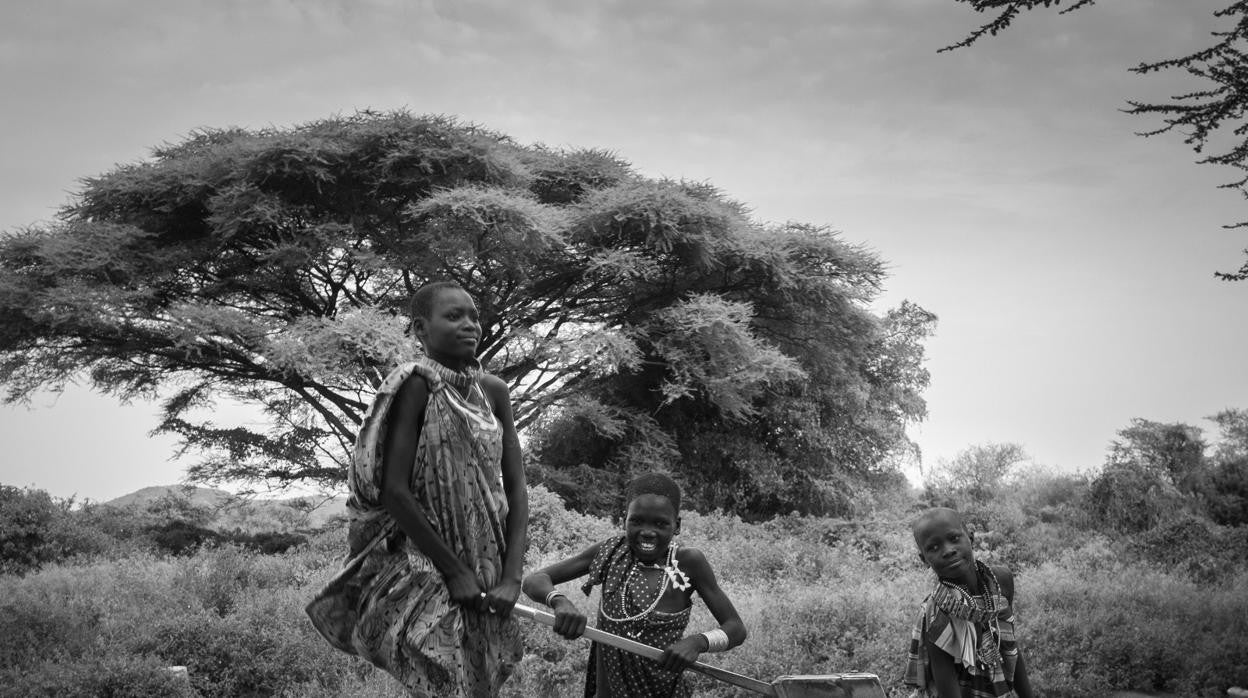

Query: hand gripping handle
left=512, top=602, right=777, bottom=696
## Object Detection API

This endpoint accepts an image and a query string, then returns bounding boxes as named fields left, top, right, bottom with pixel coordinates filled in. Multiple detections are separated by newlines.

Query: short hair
left=910, top=507, right=971, bottom=547
left=410, top=281, right=467, bottom=320
left=624, top=472, right=682, bottom=512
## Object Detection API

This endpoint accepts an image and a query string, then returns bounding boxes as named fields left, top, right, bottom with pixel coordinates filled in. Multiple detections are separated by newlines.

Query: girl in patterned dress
left=904, top=507, right=1034, bottom=698
left=522, top=473, right=747, bottom=697
left=307, top=281, right=527, bottom=697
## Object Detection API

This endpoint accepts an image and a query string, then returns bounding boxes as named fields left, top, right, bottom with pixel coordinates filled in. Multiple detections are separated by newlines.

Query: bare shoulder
left=395, top=371, right=430, bottom=405
left=675, top=546, right=712, bottom=573
left=478, top=372, right=511, bottom=398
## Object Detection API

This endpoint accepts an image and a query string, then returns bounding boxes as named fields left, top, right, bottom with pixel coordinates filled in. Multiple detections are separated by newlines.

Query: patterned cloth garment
left=580, top=536, right=693, bottom=698
left=903, top=561, right=1020, bottom=698
left=306, top=359, right=522, bottom=698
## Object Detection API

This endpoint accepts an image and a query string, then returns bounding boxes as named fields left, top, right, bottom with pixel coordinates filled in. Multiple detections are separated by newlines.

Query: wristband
left=545, top=590, right=567, bottom=608
left=700, top=628, right=729, bottom=652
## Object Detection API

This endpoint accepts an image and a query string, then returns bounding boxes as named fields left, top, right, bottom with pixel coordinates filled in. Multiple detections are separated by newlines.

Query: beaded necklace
left=424, top=357, right=481, bottom=391
left=933, top=560, right=1003, bottom=668
left=599, top=544, right=690, bottom=623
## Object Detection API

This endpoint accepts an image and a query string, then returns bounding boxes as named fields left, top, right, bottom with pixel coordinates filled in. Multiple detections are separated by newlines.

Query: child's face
left=624, top=493, right=680, bottom=564
left=913, top=514, right=975, bottom=583
left=414, top=288, right=481, bottom=364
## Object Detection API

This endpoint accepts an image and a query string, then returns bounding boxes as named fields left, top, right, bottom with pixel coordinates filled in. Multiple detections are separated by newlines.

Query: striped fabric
left=903, top=566, right=1020, bottom=698
left=306, top=360, right=522, bottom=697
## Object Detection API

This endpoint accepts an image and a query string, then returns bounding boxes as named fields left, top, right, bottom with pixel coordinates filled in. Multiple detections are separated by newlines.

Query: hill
left=103, top=484, right=347, bottom=532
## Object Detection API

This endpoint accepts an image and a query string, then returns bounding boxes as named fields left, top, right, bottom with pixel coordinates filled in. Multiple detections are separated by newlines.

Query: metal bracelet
left=545, top=590, right=566, bottom=608
left=700, top=628, right=730, bottom=652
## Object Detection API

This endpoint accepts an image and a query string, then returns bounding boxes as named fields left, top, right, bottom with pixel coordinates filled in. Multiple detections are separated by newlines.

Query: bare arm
left=521, top=543, right=601, bottom=639
left=925, top=635, right=963, bottom=698
left=995, top=566, right=1034, bottom=698
left=380, top=374, right=485, bottom=611
left=660, top=547, right=747, bottom=671
left=480, top=373, right=528, bottom=616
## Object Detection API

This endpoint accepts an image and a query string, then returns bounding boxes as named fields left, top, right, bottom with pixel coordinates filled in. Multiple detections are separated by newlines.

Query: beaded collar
left=931, top=560, right=1001, bottom=624
left=423, top=357, right=481, bottom=391
left=932, top=559, right=1004, bottom=668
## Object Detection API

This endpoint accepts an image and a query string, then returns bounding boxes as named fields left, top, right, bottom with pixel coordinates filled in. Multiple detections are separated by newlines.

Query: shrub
left=1204, top=456, right=1248, bottom=526
left=1133, top=514, right=1248, bottom=583
left=1025, top=551, right=1248, bottom=696
left=1087, top=464, right=1187, bottom=533
left=147, top=519, right=226, bottom=555
left=4, top=655, right=198, bottom=697
left=0, top=486, right=111, bottom=574
left=4, top=486, right=1247, bottom=697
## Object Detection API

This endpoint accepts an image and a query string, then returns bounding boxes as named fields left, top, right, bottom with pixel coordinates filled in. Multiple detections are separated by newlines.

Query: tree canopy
left=0, top=111, right=934, bottom=518
left=1089, top=413, right=1248, bottom=530
left=944, top=0, right=1248, bottom=280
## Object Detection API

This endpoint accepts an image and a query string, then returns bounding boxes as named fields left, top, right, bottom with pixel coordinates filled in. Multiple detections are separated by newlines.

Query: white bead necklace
left=600, top=562, right=668, bottom=623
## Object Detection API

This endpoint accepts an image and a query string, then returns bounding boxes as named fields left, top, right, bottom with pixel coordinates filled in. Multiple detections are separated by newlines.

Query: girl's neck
left=942, top=561, right=982, bottom=595
left=426, top=351, right=473, bottom=373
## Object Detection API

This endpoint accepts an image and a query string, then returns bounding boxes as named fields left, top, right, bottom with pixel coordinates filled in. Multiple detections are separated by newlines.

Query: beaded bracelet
left=700, top=628, right=730, bottom=652
left=545, top=590, right=567, bottom=608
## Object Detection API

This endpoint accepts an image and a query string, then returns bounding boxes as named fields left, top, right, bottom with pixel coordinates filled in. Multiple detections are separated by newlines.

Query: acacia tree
left=0, top=111, right=933, bottom=514
left=944, top=0, right=1248, bottom=280
left=922, top=442, right=1029, bottom=505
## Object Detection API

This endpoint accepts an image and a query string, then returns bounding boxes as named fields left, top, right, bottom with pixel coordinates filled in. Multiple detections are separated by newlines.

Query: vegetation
left=3, top=407, right=1247, bottom=697
left=942, top=0, right=1248, bottom=278
left=0, top=111, right=933, bottom=518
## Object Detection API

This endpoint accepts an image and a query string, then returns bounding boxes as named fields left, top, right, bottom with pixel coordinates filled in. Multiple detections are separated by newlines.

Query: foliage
left=0, top=486, right=317, bottom=575
left=1107, top=418, right=1208, bottom=495
left=1026, top=545, right=1248, bottom=697
left=1087, top=419, right=1211, bottom=533
left=1132, top=513, right=1248, bottom=583
left=922, top=442, right=1029, bottom=506
left=0, top=111, right=933, bottom=516
left=0, top=486, right=108, bottom=574
left=7, top=655, right=198, bottom=698
left=1087, top=457, right=1186, bottom=534
left=2, top=484, right=1248, bottom=697
left=531, top=296, right=935, bottom=519
left=1205, top=408, right=1248, bottom=525
left=1205, top=456, right=1248, bottom=526
left=942, top=0, right=1248, bottom=278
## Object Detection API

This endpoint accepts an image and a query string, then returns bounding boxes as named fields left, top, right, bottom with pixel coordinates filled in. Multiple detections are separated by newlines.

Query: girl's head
left=912, top=507, right=976, bottom=584
left=623, top=473, right=682, bottom=564
left=410, top=281, right=480, bottom=367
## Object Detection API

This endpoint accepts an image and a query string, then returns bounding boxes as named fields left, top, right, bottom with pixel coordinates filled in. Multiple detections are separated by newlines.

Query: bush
left=4, top=484, right=1247, bottom=697
left=1087, top=464, right=1187, bottom=533
left=4, top=655, right=198, bottom=697
left=1205, top=456, right=1248, bottom=526
left=1025, top=548, right=1248, bottom=696
left=0, top=486, right=109, bottom=574
left=1132, top=514, right=1248, bottom=583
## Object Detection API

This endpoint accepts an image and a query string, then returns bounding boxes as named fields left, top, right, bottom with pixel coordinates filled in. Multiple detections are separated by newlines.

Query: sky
left=1, top=0, right=1245, bottom=502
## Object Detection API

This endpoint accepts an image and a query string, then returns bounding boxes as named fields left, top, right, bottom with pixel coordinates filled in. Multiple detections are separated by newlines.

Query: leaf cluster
left=0, top=110, right=933, bottom=512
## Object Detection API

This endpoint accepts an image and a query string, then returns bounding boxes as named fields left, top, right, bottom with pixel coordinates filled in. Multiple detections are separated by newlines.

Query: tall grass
left=1, top=486, right=1245, bottom=697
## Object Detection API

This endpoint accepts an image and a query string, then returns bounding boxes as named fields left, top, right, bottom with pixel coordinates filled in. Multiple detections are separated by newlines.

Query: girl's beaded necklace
left=936, top=560, right=1003, bottom=668
left=599, top=544, right=691, bottom=623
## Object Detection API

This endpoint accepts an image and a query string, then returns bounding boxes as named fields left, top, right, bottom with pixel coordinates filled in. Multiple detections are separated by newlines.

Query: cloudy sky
left=2, top=0, right=1245, bottom=501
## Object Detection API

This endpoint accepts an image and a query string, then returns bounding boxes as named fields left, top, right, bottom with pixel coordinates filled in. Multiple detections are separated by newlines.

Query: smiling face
left=624, top=493, right=680, bottom=564
left=913, top=509, right=976, bottom=585
left=413, top=287, right=481, bottom=367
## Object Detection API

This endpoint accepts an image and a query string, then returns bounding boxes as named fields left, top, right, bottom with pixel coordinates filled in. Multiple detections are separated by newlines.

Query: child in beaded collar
left=522, top=473, right=747, bottom=697
left=904, top=507, right=1034, bottom=698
